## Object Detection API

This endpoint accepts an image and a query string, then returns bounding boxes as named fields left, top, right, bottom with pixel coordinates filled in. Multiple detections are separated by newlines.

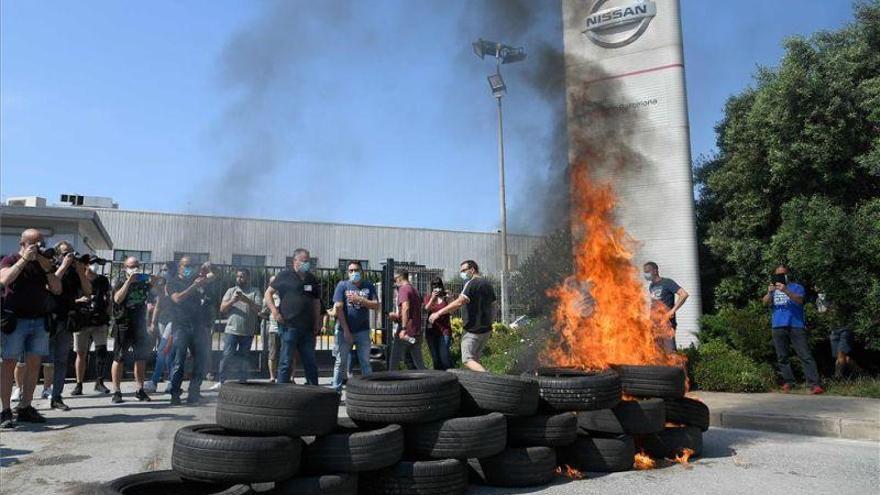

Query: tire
left=529, top=368, right=621, bottom=412
left=468, top=446, right=557, bottom=487
left=346, top=371, right=460, bottom=425
left=577, top=398, right=666, bottom=435
left=100, top=471, right=253, bottom=495
left=664, top=397, right=710, bottom=431
left=613, top=365, right=686, bottom=399
left=303, top=423, right=403, bottom=473
left=359, top=459, right=468, bottom=495
left=216, top=382, right=339, bottom=437
left=274, top=473, right=358, bottom=495
left=507, top=412, right=578, bottom=447
left=560, top=434, right=635, bottom=473
left=171, top=424, right=301, bottom=483
left=640, top=426, right=703, bottom=459
left=447, top=369, right=539, bottom=416
left=404, top=412, right=506, bottom=459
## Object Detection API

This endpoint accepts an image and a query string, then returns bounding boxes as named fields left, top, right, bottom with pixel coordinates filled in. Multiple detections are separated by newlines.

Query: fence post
left=381, top=258, right=395, bottom=366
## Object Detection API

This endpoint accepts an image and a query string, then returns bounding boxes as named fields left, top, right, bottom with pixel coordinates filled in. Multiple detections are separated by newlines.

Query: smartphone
left=771, top=273, right=787, bottom=285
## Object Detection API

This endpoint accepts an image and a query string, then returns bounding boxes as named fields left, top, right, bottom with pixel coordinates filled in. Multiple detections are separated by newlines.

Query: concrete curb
left=709, top=411, right=880, bottom=442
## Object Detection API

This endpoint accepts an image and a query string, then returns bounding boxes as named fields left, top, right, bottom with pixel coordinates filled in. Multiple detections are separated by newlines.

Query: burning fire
left=555, top=464, right=586, bottom=480
left=672, top=448, right=695, bottom=465
left=633, top=451, right=656, bottom=470
left=545, top=159, right=686, bottom=371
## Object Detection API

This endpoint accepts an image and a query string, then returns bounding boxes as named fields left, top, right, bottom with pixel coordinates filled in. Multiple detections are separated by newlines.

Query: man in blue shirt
left=762, top=265, right=823, bottom=394
left=330, top=261, right=378, bottom=393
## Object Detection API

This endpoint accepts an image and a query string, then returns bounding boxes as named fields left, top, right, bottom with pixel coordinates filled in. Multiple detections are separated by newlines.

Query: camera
left=403, top=336, right=416, bottom=345
left=35, top=242, right=56, bottom=259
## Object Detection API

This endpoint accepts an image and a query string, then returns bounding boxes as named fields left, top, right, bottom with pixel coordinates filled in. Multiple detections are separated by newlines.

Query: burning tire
left=560, top=434, right=636, bottom=473
left=216, top=382, right=339, bottom=437
left=529, top=368, right=621, bottom=412
left=507, top=412, right=578, bottom=447
left=639, top=425, right=703, bottom=459
left=359, top=459, right=468, bottom=495
left=99, top=471, right=253, bottom=495
left=274, top=473, right=358, bottom=495
left=613, top=365, right=686, bottom=399
left=346, top=371, right=460, bottom=425
left=577, top=398, right=666, bottom=435
left=404, top=412, right=507, bottom=459
left=664, top=397, right=710, bottom=431
left=447, top=369, right=539, bottom=416
left=303, top=422, right=403, bottom=473
left=468, top=446, right=557, bottom=487
left=171, top=424, right=301, bottom=483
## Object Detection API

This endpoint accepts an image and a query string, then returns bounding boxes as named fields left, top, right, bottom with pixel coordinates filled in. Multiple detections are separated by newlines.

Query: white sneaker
left=41, top=387, right=52, bottom=400
left=209, top=382, right=222, bottom=391
left=11, top=386, right=21, bottom=402
left=143, top=380, right=157, bottom=393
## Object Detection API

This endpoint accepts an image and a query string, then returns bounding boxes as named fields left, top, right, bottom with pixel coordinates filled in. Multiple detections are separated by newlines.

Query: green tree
left=695, top=1, right=880, bottom=349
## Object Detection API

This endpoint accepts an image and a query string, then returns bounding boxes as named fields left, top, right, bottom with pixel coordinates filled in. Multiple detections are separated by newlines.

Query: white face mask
left=125, top=267, right=140, bottom=276
left=89, top=264, right=100, bottom=274
left=643, top=272, right=654, bottom=281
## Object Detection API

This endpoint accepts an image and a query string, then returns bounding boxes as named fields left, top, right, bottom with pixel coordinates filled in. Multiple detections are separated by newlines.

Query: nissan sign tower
left=563, top=0, right=702, bottom=347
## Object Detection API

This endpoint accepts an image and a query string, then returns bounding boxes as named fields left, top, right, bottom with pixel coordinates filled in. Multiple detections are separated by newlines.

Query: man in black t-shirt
left=264, top=248, right=321, bottom=385
left=167, top=256, right=215, bottom=404
left=643, top=261, right=689, bottom=352
left=71, top=264, right=112, bottom=396
left=429, top=260, right=496, bottom=372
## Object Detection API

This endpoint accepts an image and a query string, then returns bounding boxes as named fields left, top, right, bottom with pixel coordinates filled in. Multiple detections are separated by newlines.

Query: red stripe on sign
left=584, top=63, right=684, bottom=84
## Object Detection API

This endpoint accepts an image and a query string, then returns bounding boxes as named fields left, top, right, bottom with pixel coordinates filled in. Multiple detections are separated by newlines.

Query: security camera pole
left=472, top=39, right=526, bottom=324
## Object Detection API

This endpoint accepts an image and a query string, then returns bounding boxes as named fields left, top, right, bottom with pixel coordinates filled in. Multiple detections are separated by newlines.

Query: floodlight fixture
left=472, top=38, right=527, bottom=65
left=487, top=73, right=507, bottom=98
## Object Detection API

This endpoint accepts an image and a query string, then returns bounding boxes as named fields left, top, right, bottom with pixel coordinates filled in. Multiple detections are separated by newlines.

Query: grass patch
left=790, top=376, right=880, bottom=398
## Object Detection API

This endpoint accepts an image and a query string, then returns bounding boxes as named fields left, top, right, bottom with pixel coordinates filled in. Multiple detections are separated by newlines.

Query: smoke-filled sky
left=1, top=0, right=853, bottom=234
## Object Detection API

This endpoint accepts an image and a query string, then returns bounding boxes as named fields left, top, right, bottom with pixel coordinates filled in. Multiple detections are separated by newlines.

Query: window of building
left=232, top=254, right=266, bottom=267
left=286, top=256, right=319, bottom=268
left=113, top=249, right=152, bottom=263
left=173, top=252, right=210, bottom=264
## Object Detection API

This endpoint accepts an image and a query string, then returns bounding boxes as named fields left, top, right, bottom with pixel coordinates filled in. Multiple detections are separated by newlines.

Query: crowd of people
left=0, top=227, right=841, bottom=430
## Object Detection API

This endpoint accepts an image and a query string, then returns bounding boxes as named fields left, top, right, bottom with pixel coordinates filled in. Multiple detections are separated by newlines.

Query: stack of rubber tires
left=571, top=365, right=710, bottom=469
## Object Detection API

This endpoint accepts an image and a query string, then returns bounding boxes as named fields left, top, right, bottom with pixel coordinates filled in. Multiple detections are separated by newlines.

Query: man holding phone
left=111, top=256, right=156, bottom=403
left=762, top=265, right=823, bottom=394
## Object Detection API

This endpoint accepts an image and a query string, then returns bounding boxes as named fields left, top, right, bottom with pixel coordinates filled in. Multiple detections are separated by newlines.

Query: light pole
left=472, top=39, right=526, bottom=324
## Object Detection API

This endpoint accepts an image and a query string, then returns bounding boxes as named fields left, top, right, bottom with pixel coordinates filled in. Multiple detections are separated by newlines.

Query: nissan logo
left=583, top=0, right=657, bottom=48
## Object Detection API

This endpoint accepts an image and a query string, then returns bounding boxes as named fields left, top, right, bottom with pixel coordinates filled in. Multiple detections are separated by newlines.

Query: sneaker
left=95, top=380, right=111, bottom=394
left=143, top=380, right=157, bottom=393
left=11, top=386, right=22, bottom=402
left=50, top=398, right=70, bottom=411
left=111, top=391, right=123, bottom=404
left=71, top=383, right=83, bottom=396
left=135, top=389, right=151, bottom=402
left=209, top=383, right=222, bottom=391
left=0, top=409, right=15, bottom=429
left=170, top=395, right=182, bottom=406
left=41, top=387, right=52, bottom=400
left=15, top=405, right=47, bottom=423
left=780, top=383, right=792, bottom=393
left=811, top=385, right=825, bottom=395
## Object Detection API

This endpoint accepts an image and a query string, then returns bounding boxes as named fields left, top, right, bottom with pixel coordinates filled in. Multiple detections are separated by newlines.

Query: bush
left=700, top=302, right=775, bottom=365
left=691, top=340, right=776, bottom=393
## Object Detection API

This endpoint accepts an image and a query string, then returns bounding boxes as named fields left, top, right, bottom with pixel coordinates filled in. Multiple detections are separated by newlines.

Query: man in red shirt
left=388, top=269, right=425, bottom=370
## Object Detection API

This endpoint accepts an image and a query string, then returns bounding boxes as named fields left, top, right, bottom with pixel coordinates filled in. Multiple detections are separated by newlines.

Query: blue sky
left=1, top=1, right=854, bottom=234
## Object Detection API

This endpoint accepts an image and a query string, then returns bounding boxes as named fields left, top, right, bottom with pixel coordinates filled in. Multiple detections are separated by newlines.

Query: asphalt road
left=0, top=382, right=877, bottom=495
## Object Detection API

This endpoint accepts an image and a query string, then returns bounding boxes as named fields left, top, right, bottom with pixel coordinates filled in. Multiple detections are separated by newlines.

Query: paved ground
left=1, top=381, right=878, bottom=495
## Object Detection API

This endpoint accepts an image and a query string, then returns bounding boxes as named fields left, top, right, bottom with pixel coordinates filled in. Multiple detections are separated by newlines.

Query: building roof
left=0, top=205, right=114, bottom=250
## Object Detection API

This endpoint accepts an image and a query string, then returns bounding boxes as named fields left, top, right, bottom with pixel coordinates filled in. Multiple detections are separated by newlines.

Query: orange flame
left=633, top=450, right=656, bottom=470
left=555, top=464, right=586, bottom=480
left=621, top=393, right=638, bottom=401
left=673, top=448, right=695, bottom=465
left=545, top=164, right=686, bottom=371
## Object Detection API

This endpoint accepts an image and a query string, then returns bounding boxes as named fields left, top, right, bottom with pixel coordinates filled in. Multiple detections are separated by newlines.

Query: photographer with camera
left=330, top=261, right=378, bottom=393
left=45, top=241, right=92, bottom=412
left=214, top=268, right=262, bottom=389
left=762, top=265, right=823, bottom=395
left=1, top=229, right=62, bottom=428
left=388, top=269, right=425, bottom=371
left=424, top=277, right=452, bottom=370
left=71, top=260, right=112, bottom=396
left=111, top=256, right=156, bottom=403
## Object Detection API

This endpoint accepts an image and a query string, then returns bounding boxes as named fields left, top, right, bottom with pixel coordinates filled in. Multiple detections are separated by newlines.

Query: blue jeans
left=426, top=334, right=452, bottom=370
left=50, top=319, right=73, bottom=400
left=149, top=335, right=172, bottom=384
left=1, top=317, right=49, bottom=359
left=278, top=325, right=318, bottom=385
left=169, top=324, right=209, bottom=399
left=331, top=329, right=373, bottom=391
left=219, top=334, right=253, bottom=383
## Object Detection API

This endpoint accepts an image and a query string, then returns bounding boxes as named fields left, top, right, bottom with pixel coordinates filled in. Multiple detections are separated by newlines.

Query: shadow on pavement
left=12, top=413, right=197, bottom=432
left=0, top=446, right=33, bottom=467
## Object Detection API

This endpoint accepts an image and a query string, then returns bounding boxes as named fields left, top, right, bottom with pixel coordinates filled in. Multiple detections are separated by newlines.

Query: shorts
left=1, top=317, right=50, bottom=360
left=267, top=332, right=280, bottom=362
left=73, top=325, right=109, bottom=352
left=830, top=327, right=853, bottom=356
left=114, top=322, right=151, bottom=362
left=461, top=331, right=491, bottom=364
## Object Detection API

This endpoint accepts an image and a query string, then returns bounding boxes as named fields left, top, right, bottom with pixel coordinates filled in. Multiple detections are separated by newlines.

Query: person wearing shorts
left=71, top=264, right=112, bottom=396
left=428, top=260, right=496, bottom=372
left=111, top=256, right=157, bottom=403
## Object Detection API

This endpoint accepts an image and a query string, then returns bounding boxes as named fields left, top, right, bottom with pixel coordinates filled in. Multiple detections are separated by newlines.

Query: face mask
left=89, top=264, right=100, bottom=274
left=350, top=271, right=362, bottom=283
left=643, top=273, right=653, bottom=281
left=181, top=266, right=194, bottom=278
left=125, top=267, right=140, bottom=276
left=460, top=271, right=471, bottom=282
left=298, top=261, right=311, bottom=273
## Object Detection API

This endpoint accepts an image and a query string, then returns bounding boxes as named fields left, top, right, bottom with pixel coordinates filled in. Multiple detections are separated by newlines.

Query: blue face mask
left=181, top=266, right=194, bottom=278
left=460, top=271, right=471, bottom=282
left=350, top=271, right=362, bottom=283
left=298, top=261, right=311, bottom=273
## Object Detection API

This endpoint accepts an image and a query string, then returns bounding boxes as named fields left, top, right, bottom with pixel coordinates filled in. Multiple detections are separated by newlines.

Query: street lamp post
left=472, top=39, right=526, bottom=325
